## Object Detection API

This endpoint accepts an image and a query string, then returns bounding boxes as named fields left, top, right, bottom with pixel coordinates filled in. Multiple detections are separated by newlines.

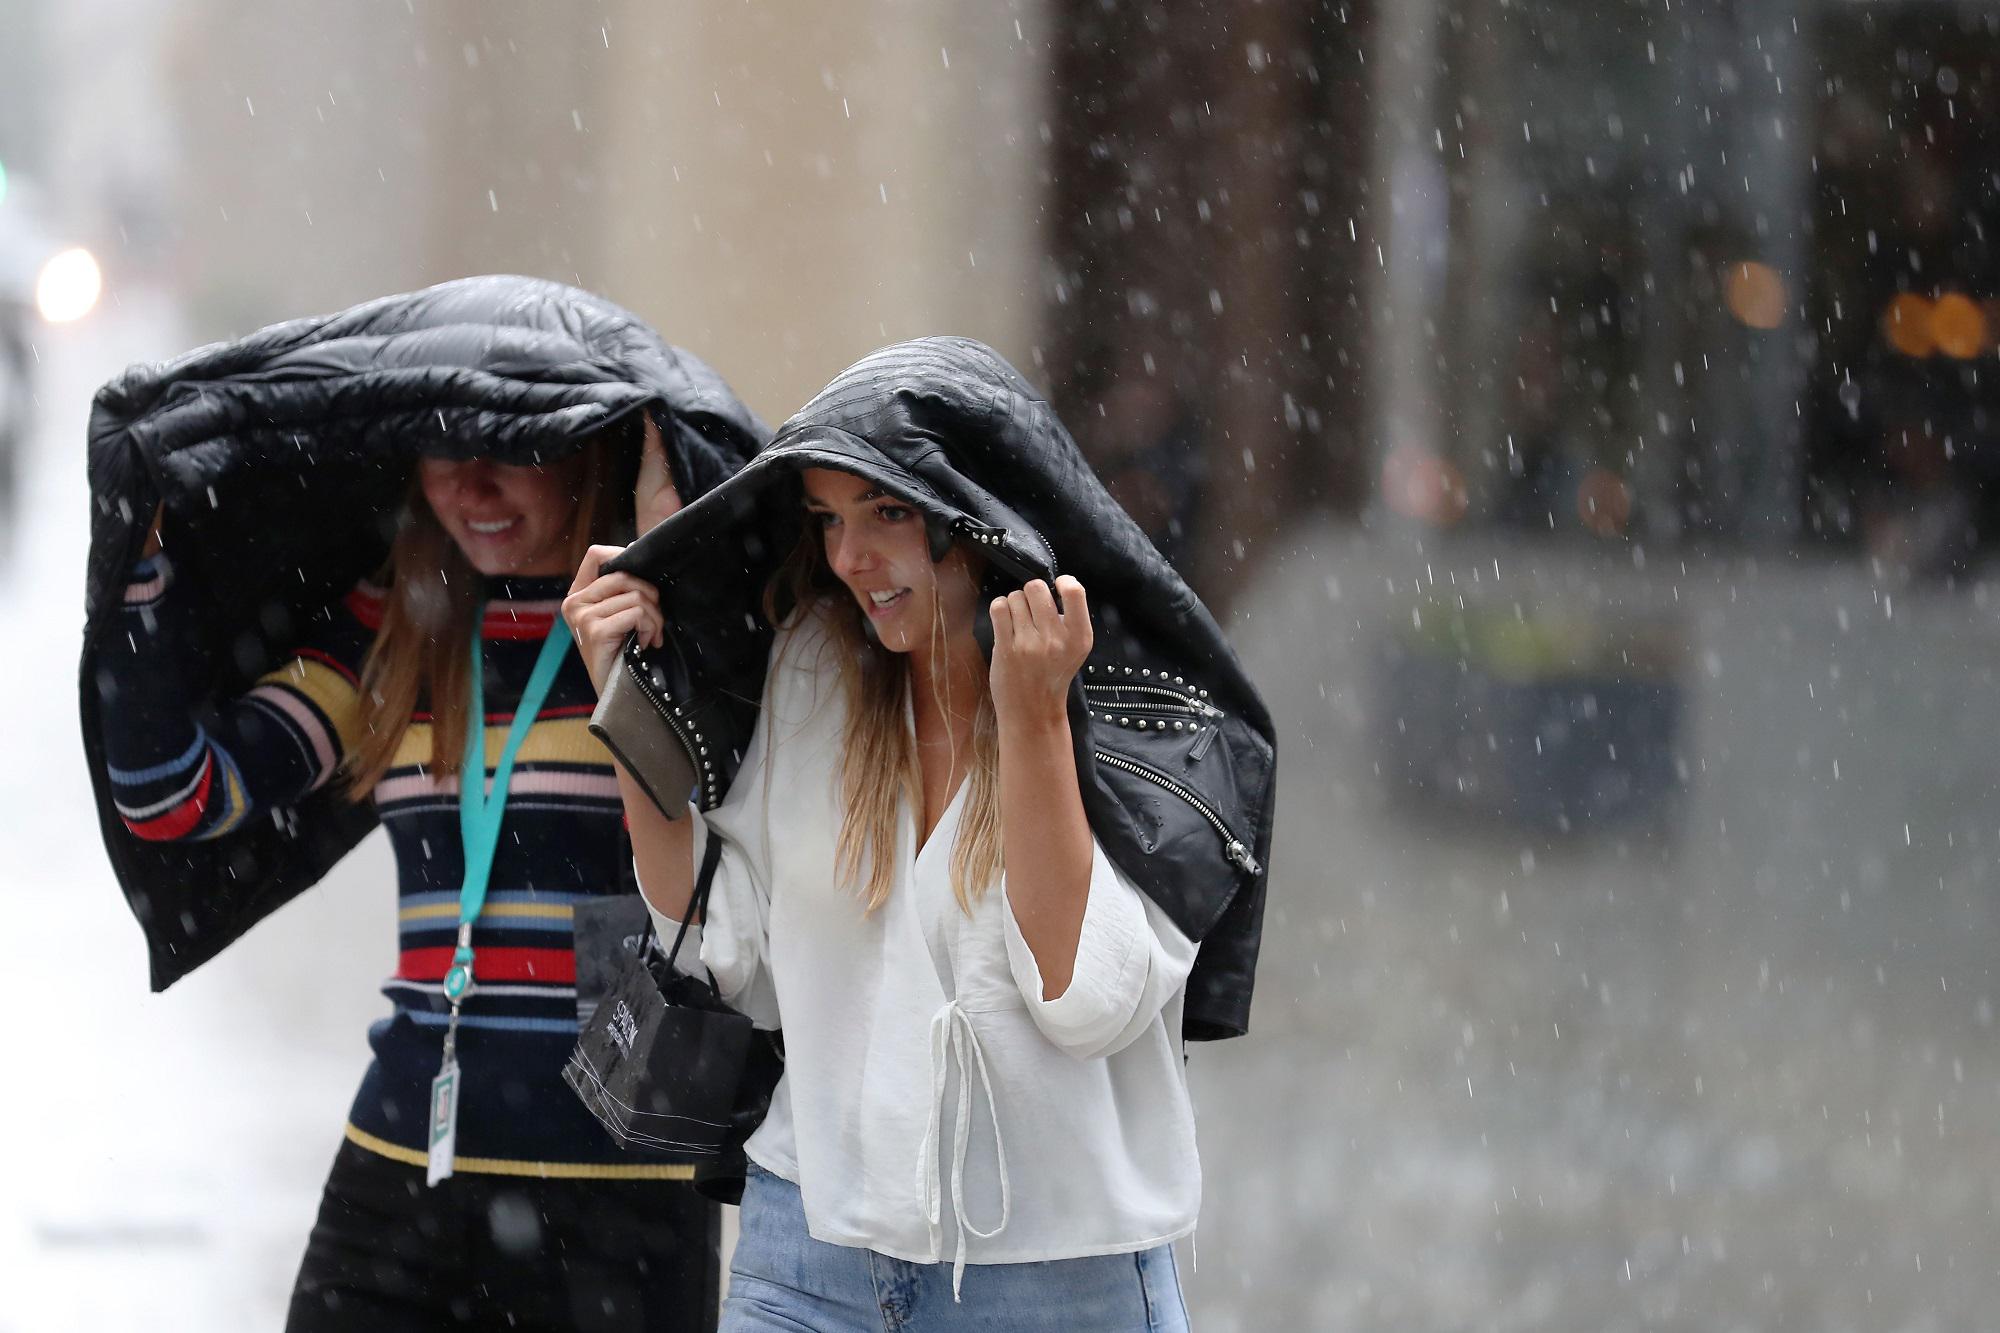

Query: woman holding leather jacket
left=564, top=338, right=1277, bottom=1330
left=80, top=277, right=769, bottom=1332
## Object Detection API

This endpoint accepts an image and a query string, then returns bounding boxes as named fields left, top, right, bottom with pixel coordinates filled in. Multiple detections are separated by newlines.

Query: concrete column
left=594, top=0, right=1051, bottom=424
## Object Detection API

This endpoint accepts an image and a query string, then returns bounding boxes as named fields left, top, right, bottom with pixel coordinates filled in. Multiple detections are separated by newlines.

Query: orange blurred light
left=1725, top=261, right=1786, bottom=330
left=1930, top=292, right=1987, bottom=358
left=1883, top=293, right=1936, bottom=357
left=1577, top=468, right=1632, bottom=538
left=1381, top=445, right=1469, bottom=527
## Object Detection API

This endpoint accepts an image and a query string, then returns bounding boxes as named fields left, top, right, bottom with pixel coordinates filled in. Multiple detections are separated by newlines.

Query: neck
left=908, top=632, right=987, bottom=730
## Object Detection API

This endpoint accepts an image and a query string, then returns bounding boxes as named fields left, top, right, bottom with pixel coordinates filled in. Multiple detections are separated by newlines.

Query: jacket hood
left=612, top=336, right=1276, bottom=1039
left=81, top=274, right=769, bottom=990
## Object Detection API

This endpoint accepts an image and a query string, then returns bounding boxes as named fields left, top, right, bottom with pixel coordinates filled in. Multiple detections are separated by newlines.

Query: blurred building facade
left=152, top=1, right=1045, bottom=438
left=54, top=0, right=1995, bottom=598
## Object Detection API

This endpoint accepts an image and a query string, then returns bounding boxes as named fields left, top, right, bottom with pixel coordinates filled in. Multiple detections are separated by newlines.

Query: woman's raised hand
left=989, top=574, right=1093, bottom=728
left=563, top=546, right=665, bottom=696
left=635, top=413, right=683, bottom=536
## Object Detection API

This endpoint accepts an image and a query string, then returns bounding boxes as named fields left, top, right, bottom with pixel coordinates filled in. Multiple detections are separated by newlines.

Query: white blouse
left=644, top=618, right=1201, bottom=1291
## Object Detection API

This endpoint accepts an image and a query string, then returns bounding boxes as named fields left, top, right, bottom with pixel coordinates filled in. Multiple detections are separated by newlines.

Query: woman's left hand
left=989, top=575, right=1093, bottom=728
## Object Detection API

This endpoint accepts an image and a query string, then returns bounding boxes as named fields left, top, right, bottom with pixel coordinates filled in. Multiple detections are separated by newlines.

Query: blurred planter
left=1375, top=604, right=1689, bottom=834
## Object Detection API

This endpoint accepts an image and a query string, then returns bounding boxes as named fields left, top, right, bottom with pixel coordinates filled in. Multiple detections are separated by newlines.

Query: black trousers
left=285, top=1140, right=719, bottom=1332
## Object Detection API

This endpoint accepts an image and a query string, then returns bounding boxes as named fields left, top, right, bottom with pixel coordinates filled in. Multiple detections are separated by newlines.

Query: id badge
left=426, top=1058, right=460, bottom=1186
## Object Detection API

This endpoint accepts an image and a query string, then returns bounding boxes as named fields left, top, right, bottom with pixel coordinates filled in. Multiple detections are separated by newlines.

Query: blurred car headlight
left=35, top=247, right=101, bottom=323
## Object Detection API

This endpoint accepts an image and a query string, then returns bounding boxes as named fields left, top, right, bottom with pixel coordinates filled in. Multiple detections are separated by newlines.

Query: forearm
left=99, top=556, right=341, bottom=839
left=99, top=558, right=207, bottom=771
left=997, top=707, right=1094, bottom=999
left=619, top=763, right=698, bottom=922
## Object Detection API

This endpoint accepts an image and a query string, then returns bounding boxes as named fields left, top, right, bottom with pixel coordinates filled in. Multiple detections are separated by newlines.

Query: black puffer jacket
left=606, top=337, right=1276, bottom=1040
left=80, top=275, right=767, bottom=990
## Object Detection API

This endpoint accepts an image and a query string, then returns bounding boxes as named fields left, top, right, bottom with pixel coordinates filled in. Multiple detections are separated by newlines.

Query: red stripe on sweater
left=480, top=614, right=560, bottom=640
left=410, top=703, right=595, bottom=725
left=125, top=758, right=214, bottom=841
left=342, top=585, right=386, bottom=630
left=295, top=646, right=360, bottom=685
left=397, top=947, right=577, bottom=984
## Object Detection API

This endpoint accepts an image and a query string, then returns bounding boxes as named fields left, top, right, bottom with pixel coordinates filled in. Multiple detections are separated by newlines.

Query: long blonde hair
left=343, top=440, right=623, bottom=798
left=765, top=518, right=1003, bottom=916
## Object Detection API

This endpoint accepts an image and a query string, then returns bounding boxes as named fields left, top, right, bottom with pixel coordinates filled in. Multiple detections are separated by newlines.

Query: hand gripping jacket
left=599, top=337, right=1277, bottom=1041
left=79, top=275, right=768, bottom=990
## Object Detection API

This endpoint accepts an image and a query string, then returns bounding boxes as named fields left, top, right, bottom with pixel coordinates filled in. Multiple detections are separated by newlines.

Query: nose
left=439, top=459, right=501, bottom=501
left=825, top=524, right=880, bottom=582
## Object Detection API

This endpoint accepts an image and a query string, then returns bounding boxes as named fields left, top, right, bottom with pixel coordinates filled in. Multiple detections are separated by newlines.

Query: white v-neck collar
left=901, top=686, right=973, bottom=865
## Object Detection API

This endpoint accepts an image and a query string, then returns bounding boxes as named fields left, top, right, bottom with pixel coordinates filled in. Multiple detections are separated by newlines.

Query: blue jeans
left=722, top=1165, right=1192, bottom=1332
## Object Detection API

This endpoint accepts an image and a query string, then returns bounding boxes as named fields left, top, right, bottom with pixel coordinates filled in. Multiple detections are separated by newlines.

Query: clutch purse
left=588, top=633, right=701, bottom=819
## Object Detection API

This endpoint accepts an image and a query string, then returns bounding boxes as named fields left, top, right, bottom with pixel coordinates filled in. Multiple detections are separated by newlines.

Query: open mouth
left=864, top=587, right=911, bottom=618
left=464, top=516, right=523, bottom=537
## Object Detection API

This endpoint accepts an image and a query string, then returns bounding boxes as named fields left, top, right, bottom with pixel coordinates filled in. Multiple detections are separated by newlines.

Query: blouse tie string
left=918, top=998, right=1012, bottom=1301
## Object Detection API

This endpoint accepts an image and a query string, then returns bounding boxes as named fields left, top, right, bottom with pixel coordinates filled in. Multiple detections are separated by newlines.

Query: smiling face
left=801, top=466, right=980, bottom=656
left=417, top=454, right=589, bottom=577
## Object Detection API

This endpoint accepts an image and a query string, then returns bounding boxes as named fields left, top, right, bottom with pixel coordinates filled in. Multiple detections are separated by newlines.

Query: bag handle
left=659, top=833, right=727, bottom=994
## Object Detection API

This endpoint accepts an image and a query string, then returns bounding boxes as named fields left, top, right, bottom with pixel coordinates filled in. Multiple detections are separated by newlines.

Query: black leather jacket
left=605, top=337, right=1276, bottom=1040
left=79, top=275, right=768, bottom=989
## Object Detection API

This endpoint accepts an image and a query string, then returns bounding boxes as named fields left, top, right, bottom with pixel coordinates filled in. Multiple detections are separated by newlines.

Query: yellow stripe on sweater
left=398, top=902, right=576, bottom=924
left=205, top=759, right=252, bottom=838
left=389, top=716, right=609, bottom=771
left=343, top=1123, right=695, bottom=1181
left=255, top=656, right=364, bottom=752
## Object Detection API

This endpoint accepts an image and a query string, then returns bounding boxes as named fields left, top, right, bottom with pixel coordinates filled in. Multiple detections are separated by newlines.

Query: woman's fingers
left=569, top=570, right=657, bottom=607
left=1021, top=578, right=1059, bottom=631
left=989, top=594, right=1015, bottom=645
left=566, top=585, right=666, bottom=692
left=596, top=602, right=664, bottom=650
left=568, top=544, right=625, bottom=596
left=1052, top=576, right=1092, bottom=655
left=575, top=588, right=662, bottom=637
left=1005, top=590, right=1041, bottom=650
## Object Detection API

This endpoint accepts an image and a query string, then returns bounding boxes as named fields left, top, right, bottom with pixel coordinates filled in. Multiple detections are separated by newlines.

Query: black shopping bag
left=563, top=839, right=780, bottom=1166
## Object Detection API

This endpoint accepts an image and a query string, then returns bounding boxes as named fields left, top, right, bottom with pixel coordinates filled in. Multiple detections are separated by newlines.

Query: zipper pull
left=1225, top=839, right=1262, bottom=876
left=1187, top=722, right=1218, bottom=763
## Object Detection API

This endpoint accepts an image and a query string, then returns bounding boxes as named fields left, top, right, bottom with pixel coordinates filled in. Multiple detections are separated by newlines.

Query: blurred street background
left=3, top=1, right=1999, bottom=1328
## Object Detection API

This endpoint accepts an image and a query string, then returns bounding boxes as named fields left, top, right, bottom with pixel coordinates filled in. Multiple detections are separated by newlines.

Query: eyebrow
left=802, top=487, right=891, bottom=508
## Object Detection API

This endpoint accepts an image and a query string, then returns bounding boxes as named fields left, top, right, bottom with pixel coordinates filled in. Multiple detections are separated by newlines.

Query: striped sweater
left=101, top=555, right=688, bottom=1179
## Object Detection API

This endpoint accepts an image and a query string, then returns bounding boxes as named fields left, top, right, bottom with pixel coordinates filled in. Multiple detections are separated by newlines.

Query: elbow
left=112, top=749, right=226, bottom=843
left=1027, top=993, right=1148, bottom=1063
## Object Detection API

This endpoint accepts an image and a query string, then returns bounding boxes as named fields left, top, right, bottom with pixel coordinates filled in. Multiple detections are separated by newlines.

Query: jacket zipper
left=1026, top=525, right=1059, bottom=579
left=1093, top=748, right=1262, bottom=876
left=1083, top=682, right=1225, bottom=719
left=622, top=644, right=713, bottom=810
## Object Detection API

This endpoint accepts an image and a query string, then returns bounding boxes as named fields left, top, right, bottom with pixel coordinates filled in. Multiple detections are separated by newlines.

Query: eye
left=876, top=503, right=914, bottom=523
left=807, top=508, right=839, bottom=529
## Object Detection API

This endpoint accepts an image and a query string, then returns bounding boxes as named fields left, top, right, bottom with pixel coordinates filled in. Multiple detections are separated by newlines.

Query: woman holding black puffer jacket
left=80, top=276, right=766, bottom=1332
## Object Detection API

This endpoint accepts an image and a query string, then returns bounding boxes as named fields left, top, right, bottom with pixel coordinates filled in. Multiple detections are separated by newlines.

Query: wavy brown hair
left=764, top=514, right=1002, bottom=916
left=342, top=441, right=625, bottom=799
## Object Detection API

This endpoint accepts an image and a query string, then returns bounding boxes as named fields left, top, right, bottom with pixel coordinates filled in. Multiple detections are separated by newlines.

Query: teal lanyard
left=440, top=608, right=576, bottom=1005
